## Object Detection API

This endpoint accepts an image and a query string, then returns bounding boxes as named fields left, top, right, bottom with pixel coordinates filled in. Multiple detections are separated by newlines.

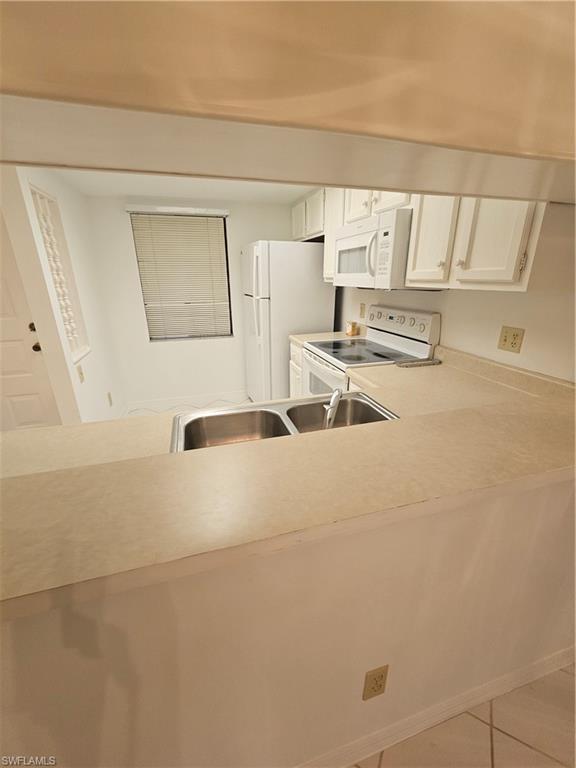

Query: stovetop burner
left=309, top=337, right=415, bottom=367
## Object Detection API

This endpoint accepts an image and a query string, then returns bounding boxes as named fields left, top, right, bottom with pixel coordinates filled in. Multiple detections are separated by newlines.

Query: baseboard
left=299, top=647, right=575, bottom=768
left=126, top=390, right=248, bottom=414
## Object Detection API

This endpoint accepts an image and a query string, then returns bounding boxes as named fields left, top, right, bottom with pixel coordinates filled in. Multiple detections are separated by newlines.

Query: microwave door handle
left=367, top=232, right=377, bottom=277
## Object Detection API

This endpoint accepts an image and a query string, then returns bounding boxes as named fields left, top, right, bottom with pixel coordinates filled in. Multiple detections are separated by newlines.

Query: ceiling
left=1, top=2, right=574, bottom=160
left=53, top=169, right=315, bottom=204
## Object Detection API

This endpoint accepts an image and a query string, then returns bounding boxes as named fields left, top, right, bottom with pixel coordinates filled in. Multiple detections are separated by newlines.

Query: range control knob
left=398, top=316, right=406, bottom=325
left=377, top=311, right=382, bottom=319
left=409, top=318, right=416, bottom=327
left=419, top=323, right=426, bottom=333
left=369, top=313, right=375, bottom=321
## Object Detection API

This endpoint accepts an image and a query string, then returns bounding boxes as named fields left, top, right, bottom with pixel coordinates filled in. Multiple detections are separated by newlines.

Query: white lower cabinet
left=289, top=360, right=302, bottom=398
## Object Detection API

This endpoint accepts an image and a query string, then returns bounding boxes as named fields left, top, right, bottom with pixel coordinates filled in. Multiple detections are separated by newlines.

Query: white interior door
left=0, top=217, right=61, bottom=430
left=404, top=195, right=460, bottom=284
left=451, top=198, right=536, bottom=284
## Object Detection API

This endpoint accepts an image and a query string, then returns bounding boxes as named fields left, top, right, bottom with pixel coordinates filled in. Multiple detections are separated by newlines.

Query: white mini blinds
left=130, top=214, right=232, bottom=341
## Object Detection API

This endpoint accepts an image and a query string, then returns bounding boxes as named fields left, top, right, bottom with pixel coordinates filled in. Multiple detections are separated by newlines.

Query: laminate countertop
left=1, top=347, right=573, bottom=603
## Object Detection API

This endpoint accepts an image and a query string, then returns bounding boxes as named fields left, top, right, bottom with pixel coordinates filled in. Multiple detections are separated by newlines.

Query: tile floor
left=352, top=667, right=575, bottom=768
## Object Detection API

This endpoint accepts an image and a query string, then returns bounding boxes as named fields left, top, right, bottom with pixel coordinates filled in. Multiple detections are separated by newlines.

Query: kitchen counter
left=0, top=412, right=174, bottom=479
left=1, top=348, right=573, bottom=603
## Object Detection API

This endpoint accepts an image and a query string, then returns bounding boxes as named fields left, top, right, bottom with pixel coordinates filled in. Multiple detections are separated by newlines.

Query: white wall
left=88, top=197, right=291, bottom=411
left=2, top=477, right=573, bottom=766
left=4, top=168, right=127, bottom=422
left=339, top=203, right=575, bottom=381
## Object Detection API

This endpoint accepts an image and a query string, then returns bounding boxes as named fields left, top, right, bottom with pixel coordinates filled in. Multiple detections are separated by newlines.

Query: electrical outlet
left=77, top=365, right=85, bottom=383
left=362, top=664, right=389, bottom=701
left=359, top=303, right=366, bottom=319
left=107, top=392, right=113, bottom=407
left=498, top=326, right=525, bottom=354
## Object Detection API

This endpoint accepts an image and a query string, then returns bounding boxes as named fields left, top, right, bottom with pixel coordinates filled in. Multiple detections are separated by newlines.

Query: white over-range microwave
left=333, top=208, right=412, bottom=289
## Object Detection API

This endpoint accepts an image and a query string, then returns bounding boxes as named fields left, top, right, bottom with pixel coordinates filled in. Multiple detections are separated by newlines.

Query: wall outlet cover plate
left=362, top=664, right=389, bottom=701
left=498, top=325, right=525, bottom=353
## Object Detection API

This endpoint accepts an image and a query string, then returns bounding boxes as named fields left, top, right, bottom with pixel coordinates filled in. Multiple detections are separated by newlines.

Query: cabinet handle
left=32, top=342, right=42, bottom=352
left=362, top=200, right=369, bottom=208
left=28, top=321, right=36, bottom=332
left=456, top=259, right=466, bottom=267
left=437, top=261, right=445, bottom=268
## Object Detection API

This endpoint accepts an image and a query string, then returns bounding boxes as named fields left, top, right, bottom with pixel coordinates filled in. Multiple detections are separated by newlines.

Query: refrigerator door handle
left=253, top=296, right=261, bottom=341
left=252, top=247, right=259, bottom=298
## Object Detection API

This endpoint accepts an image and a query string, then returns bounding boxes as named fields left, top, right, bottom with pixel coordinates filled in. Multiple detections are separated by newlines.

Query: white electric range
left=301, top=305, right=441, bottom=395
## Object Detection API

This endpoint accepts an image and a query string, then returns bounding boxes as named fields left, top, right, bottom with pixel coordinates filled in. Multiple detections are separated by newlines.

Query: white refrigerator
left=241, top=241, right=335, bottom=401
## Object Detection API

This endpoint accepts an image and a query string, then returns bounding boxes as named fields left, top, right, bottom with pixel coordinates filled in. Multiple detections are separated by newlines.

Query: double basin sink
left=170, top=392, right=398, bottom=451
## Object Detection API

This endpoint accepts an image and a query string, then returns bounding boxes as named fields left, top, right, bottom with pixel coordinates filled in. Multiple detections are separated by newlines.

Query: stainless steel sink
left=171, top=393, right=398, bottom=451
left=286, top=397, right=393, bottom=433
left=176, top=409, right=293, bottom=451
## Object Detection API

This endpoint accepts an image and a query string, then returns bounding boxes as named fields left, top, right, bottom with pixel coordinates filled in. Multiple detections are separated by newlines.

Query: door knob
left=32, top=342, right=42, bottom=352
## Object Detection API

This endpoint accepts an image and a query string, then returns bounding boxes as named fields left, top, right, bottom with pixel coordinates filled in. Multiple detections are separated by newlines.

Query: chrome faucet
left=323, top=388, right=343, bottom=429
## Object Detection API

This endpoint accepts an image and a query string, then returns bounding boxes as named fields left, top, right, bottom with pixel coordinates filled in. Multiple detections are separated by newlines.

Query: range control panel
left=367, top=305, right=441, bottom=345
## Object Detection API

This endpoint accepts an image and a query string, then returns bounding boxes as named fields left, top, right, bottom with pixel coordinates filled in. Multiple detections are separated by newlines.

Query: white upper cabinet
left=305, top=189, right=325, bottom=237
left=344, top=189, right=373, bottom=222
left=450, top=198, right=536, bottom=284
left=291, top=200, right=306, bottom=240
left=405, top=195, right=545, bottom=291
left=404, top=195, right=460, bottom=284
left=371, top=190, right=411, bottom=214
left=344, top=189, right=410, bottom=222
left=291, top=189, right=325, bottom=239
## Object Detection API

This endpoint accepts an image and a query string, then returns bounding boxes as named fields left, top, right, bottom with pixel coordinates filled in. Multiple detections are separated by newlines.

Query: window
left=130, top=213, right=232, bottom=341
left=30, top=186, right=90, bottom=363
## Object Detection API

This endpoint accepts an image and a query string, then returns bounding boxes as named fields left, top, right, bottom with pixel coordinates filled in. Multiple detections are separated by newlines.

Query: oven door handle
left=366, top=231, right=378, bottom=277
left=303, top=349, right=335, bottom=370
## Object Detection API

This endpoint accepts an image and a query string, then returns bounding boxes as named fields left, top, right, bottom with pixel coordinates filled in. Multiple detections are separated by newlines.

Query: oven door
left=301, top=349, right=347, bottom=396
left=334, top=228, right=378, bottom=289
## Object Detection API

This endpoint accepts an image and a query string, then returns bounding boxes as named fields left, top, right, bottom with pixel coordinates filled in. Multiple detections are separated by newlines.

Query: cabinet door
left=305, top=189, right=325, bottom=237
left=404, top=195, right=459, bottom=285
left=289, top=361, right=302, bottom=398
left=322, top=187, right=345, bottom=282
left=344, top=189, right=373, bottom=223
left=371, top=191, right=410, bottom=214
left=451, top=198, right=536, bottom=285
left=291, top=201, right=306, bottom=240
